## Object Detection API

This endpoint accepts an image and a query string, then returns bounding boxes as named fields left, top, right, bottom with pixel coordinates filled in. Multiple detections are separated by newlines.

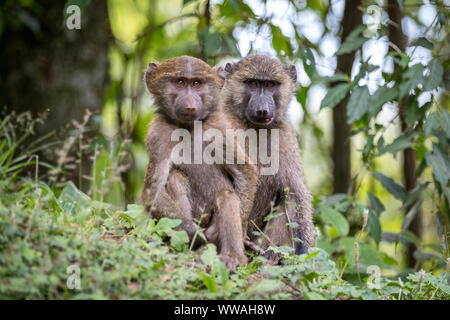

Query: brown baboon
left=221, top=55, right=314, bottom=255
left=142, top=56, right=257, bottom=270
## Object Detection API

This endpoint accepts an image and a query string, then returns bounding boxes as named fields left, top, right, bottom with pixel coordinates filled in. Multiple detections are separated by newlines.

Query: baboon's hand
left=204, top=223, right=218, bottom=243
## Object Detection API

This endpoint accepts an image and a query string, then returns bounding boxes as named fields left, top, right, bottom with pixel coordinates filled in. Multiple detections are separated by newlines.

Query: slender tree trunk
left=332, top=0, right=363, bottom=194
left=387, top=2, right=422, bottom=269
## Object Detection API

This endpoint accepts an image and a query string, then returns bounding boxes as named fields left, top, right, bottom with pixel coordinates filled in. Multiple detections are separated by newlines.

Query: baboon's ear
left=284, top=64, right=297, bottom=83
left=213, top=65, right=226, bottom=80
left=145, top=62, right=159, bottom=88
left=224, top=62, right=236, bottom=75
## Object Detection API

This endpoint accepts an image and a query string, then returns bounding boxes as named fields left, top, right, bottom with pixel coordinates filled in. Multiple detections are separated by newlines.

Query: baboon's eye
left=247, top=80, right=258, bottom=87
left=264, top=81, right=274, bottom=88
left=192, top=80, right=202, bottom=88
left=176, top=78, right=186, bottom=87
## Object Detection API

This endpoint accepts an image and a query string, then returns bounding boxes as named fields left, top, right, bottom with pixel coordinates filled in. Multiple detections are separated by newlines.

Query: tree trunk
left=387, top=2, right=422, bottom=269
left=0, top=0, right=111, bottom=188
left=332, top=0, right=363, bottom=194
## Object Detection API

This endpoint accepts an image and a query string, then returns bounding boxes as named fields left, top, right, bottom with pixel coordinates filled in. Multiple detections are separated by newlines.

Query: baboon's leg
left=209, top=190, right=248, bottom=271
left=165, top=170, right=205, bottom=247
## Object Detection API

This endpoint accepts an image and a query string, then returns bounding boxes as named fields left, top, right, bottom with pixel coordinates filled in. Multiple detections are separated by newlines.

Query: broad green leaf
left=320, top=83, right=350, bottom=109
left=168, top=229, right=189, bottom=251
left=362, top=134, right=374, bottom=161
left=204, top=33, right=221, bottom=56
left=398, top=63, right=424, bottom=98
left=369, top=86, right=397, bottom=117
left=300, top=47, right=316, bottom=79
left=346, top=86, right=370, bottom=123
left=324, top=74, right=349, bottom=83
left=271, top=25, right=292, bottom=56
left=424, top=112, right=439, bottom=136
left=199, top=272, right=217, bottom=293
left=367, top=210, right=382, bottom=244
left=201, top=244, right=219, bottom=267
left=336, top=25, right=368, bottom=55
left=373, top=172, right=406, bottom=200
left=376, top=132, right=416, bottom=157
left=368, top=192, right=385, bottom=215
left=183, top=0, right=195, bottom=5
left=58, top=182, right=92, bottom=215
left=154, top=217, right=182, bottom=231
left=423, top=59, right=444, bottom=91
left=223, top=35, right=240, bottom=57
left=320, top=206, right=349, bottom=236
left=410, top=37, right=434, bottom=49
left=441, top=109, right=450, bottom=139
left=425, top=144, right=450, bottom=199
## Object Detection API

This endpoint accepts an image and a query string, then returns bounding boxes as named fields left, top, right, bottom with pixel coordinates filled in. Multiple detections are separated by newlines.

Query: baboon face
left=145, top=56, right=224, bottom=125
left=224, top=55, right=297, bottom=127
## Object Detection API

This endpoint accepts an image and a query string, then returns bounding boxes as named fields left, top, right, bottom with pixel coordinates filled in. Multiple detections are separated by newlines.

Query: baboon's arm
left=142, top=149, right=198, bottom=239
left=279, top=131, right=314, bottom=253
left=222, top=143, right=258, bottom=239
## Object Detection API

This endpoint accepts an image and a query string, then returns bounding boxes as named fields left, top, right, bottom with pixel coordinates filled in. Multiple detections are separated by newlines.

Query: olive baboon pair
left=142, top=55, right=313, bottom=271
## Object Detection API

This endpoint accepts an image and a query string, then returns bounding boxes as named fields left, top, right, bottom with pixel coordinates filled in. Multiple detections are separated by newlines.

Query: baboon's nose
left=256, top=109, right=268, bottom=116
left=184, top=106, right=196, bottom=113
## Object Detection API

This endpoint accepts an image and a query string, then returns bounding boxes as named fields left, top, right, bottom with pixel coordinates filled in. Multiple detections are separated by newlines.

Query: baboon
left=142, top=56, right=257, bottom=270
left=221, top=55, right=314, bottom=255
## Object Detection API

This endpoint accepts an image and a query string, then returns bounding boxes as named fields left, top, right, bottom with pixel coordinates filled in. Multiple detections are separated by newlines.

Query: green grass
left=0, top=179, right=448, bottom=300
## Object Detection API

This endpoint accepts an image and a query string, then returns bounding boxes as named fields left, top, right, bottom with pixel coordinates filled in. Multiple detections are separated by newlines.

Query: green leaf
left=183, top=0, right=195, bottom=5
left=368, top=86, right=397, bottom=117
left=320, top=83, right=350, bottom=109
left=320, top=206, right=349, bottom=236
left=200, top=272, right=217, bottom=293
left=168, top=229, right=189, bottom=251
left=398, top=63, right=424, bottom=98
left=424, top=112, right=439, bottom=136
left=425, top=144, right=450, bottom=199
left=271, top=24, right=292, bottom=56
left=368, top=192, right=385, bottom=215
left=248, top=279, right=284, bottom=294
left=223, top=35, right=241, bottom=57
left=440, top=109, right=450, bottom=139
left=336, top=25, right=368, bottom=55
left=204, top=33, right=221, bottom=56
left=201, top=244, right=219, bottom=267
left=410, top=37, right=434, bottom=49
left=300, top=47, right=316, bottom=79
left=367, top=210, right=382, bottom=244
left=423, top=59, right=444, bottom=91
left=376, top=132, right=416, bottom=157
left=58, top=182, right=92, bottom=215
left=373, top=172, right=406, bottom=201
left=346, top=86, right=370, bottom=124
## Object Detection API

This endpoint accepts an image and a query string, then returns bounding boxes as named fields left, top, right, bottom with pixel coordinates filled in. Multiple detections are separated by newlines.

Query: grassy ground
left=1, top=179, right=449, bottom=300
